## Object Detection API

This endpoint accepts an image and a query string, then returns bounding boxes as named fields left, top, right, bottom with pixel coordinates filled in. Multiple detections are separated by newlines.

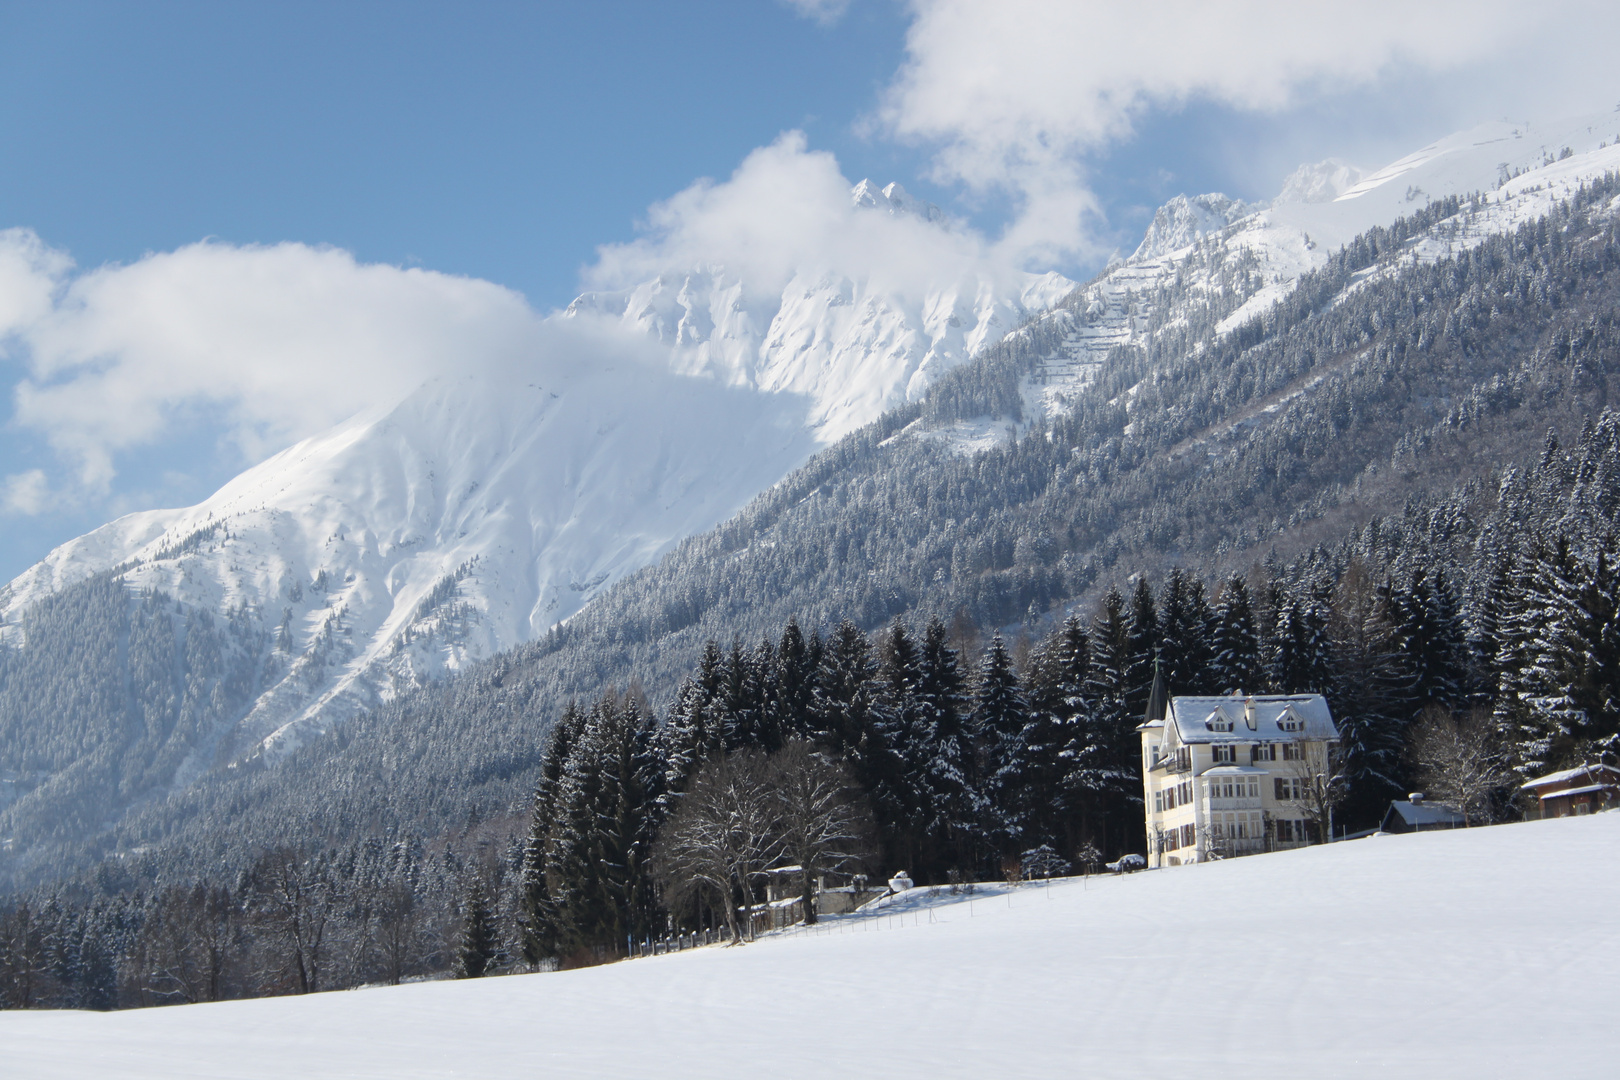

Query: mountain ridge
left=5, top=111, right=1620, bottom=885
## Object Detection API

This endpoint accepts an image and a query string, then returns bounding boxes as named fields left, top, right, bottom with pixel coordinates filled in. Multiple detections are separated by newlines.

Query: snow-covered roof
left=1201, top=765, right=1270, bottom=776
left=1385, top=801, right=1467, bottom=827
left=1535, top=783, right=1615, bottom=801
left=1165, top=694, right=1337, bottom=744
left=1520, top=764, right=1620, bottom=790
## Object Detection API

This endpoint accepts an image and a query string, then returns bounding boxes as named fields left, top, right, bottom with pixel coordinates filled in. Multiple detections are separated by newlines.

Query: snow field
left=6, top=812, right=1617, bottom=1078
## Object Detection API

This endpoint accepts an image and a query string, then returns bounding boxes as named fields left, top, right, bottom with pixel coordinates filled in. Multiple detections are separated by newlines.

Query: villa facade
left=1138, top=691, right=1340, bottom=867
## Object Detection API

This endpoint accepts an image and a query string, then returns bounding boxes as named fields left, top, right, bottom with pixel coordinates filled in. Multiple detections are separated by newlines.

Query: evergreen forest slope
left=5, top=177, right=1620, bottom=891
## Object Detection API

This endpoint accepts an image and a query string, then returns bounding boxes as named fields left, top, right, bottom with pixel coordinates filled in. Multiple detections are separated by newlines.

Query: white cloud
left=0, top=228, right=72, bottom=338
left=2, top=469, right=51, bottom=516
left=11, top=0, right=1618, bottom=523
left=779, top=0, right=851, bottom=26
left=587, top=130, right=1017, bottom=302
left=877, top=0, right=1620, bottom=266
left=2, top=231, right=543, bottom=501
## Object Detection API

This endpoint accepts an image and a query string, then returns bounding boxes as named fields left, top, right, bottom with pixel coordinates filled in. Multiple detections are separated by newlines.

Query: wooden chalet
left=1520, top=764, right=1620, bottom=819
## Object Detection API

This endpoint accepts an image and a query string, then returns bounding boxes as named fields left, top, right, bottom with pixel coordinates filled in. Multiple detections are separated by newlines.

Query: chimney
left=1244, top=696, right=1257, bottom=731
left=1409, top=793, right=1425, bottom=805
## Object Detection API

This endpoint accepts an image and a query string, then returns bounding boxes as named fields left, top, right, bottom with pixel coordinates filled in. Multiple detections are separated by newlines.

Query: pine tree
left=1157, top=569, right=1212, bottom=694
left=1328, top=561, right=1411, bottom=825
left=775, top=617, right=818, bottom=740
left=1031, top=615, right=1091, bottom=853
left=1125, top=577, right=1160, bottom=715
left=546, top=693, right=659, bottom=954
left=974, top=635, right=1030, bottom=863
left=661, top=640, right=730, bottom=799
left=455, top=876, right=497, bottom=979
left=1268, top=577, right=1334, bottom=694
left=878, top=619, right=928, bottom=870
left=660, top=679, right=708, bottom=803
left=1389, top=570, right=1469, bottom=713
left=1468, top=554, right=1516, bottom=700
left=1074, top=591, right=1142, bottom=858
left=1210, top=575, right=1265, bottom=695
left=1518, top=534, right=1620, bottom=766
left=914, top=616, right=978, bottom=877
left=520, top=700, right=588, bottom=967
left=813, top=621, right=881, bottom=764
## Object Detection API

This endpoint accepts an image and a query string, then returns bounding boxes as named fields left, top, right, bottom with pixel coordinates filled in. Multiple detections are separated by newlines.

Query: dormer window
left=1277, top=707, right=1303, bottom=732
left=1205, top=709, right=1234, bottom=732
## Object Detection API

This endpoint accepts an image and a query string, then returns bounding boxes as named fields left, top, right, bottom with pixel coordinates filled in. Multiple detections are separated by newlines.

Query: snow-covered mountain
left=0, top=182, right=1073, bottom=758
left=8, top=110, right=1620, bottom=766
left=567, top=180, right=1073, bottom=443
left=1006, top=110, right=1620, bottom=425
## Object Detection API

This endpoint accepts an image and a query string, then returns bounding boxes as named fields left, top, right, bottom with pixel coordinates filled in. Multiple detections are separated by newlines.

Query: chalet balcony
left=1203, top=795, right=1263, bottom=811
left=1154, top=753, right=1192, bottom=775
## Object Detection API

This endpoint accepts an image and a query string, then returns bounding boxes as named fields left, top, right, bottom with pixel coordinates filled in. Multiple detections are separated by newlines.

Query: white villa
left=1138, top=687, right=1340, bottom=867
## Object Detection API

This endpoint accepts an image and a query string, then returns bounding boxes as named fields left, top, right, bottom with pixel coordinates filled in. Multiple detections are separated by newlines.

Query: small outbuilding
left=1381, top=793, right=1467, bottom=834
left=1520, top=764, right=1620, bottom=819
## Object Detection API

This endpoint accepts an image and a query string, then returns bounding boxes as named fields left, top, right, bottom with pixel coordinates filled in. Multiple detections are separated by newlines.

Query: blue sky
left=2, top=0, right=1616, bottom=580
left=0, top=2, right=920, bottom=311
left=0, top=0, right=1360, bottom=309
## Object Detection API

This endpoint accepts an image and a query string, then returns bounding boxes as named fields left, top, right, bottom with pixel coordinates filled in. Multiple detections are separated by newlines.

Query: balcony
left=1203, top=795, right=1263, bottom=811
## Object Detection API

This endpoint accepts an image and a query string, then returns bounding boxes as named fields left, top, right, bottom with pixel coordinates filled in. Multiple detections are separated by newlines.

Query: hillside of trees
left=2, top=179, right=1619, bottom=942
left=8, top=421, right=1619, bottom=1005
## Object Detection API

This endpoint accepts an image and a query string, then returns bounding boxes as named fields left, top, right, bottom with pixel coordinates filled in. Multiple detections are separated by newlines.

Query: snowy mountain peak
left=1274, top=158, right=1367, bottom=205
left=6, top=174, right=1076, bottom=762
left=1008, top=107, right=1620, bottom=431
left=850, top=178, right=948, bottom=224
left=1130, top=193, right=1250, bottom=260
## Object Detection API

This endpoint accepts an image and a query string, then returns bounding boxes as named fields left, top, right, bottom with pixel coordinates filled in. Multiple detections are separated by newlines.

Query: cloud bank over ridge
left=873, top=0, right=1620, bottom=268
left=0, top=233, right=544, bottom=511
left=7, top=0, right=1620, bottom=525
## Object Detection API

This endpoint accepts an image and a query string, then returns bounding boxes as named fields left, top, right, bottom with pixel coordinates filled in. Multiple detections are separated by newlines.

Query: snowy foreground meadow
left=7, top=814, right=1617, bottom=1079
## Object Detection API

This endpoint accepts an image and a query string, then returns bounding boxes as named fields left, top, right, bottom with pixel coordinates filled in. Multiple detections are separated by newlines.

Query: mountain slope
left=567, top=179, right=1072, bottom=442
left=7, top=814, right=1615, bottom=1078
left=30, top=160, right=1615, bottom=893
left=5, top=114, right=1620, bottom=885
left=1, top=184, right=1072, bottom=762
left=1013, top=111, right=1620, bottom=426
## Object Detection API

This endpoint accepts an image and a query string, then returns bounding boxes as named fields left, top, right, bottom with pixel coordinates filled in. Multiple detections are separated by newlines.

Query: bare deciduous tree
left=367, top=881, right=423, bottom=986
left=766, top=738, right=872, bottom=924
left=651, top=750, right=779, bottom=944
left=244, top=848, right=334, bottom=994
left=1408, top=706, right=1516, bottom=824
left=133, top=885, right=241, bottom=1004
left=0, top=901, right=53, bottom=1009
left=1281, top=743, right=1348, bottom=844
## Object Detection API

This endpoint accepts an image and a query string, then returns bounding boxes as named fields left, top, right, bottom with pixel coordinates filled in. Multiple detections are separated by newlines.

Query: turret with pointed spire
left=1142, top=649, right=1167, bottom=726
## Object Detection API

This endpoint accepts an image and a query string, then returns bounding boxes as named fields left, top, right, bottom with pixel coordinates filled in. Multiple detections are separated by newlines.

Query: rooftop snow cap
left=1166, top=694, right=1337, bottom=745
